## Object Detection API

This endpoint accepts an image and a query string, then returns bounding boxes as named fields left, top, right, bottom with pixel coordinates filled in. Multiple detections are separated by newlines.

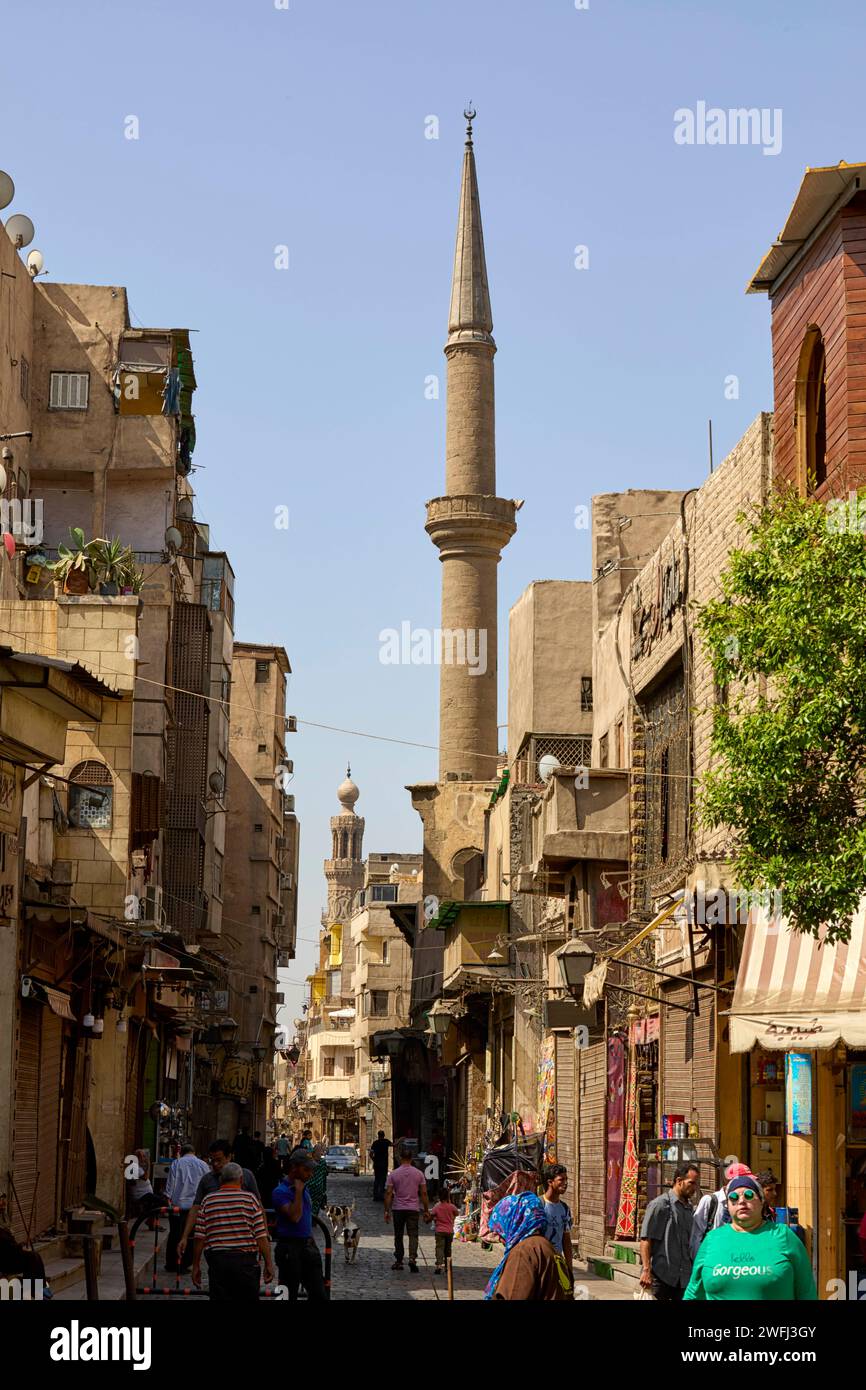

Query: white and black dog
left=341, top=1206, right=361, bottom=1263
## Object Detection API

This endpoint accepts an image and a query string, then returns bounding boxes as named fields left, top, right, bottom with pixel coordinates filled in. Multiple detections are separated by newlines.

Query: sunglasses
left=728, top=1188, right=759, bottom=1202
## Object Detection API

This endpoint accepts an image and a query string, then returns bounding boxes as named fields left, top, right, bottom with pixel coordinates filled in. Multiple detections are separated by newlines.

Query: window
left=343, top=1054, right=355, bottom=1077
left=67, top=761, right=113, bottom=830
left=213, top=849, right=223, bottom=900
left=581, top=676, right=593, bottom=712
left=322, top=1056, right=335, bottom=1077
left=371, top=884, right=397, bottom=903
left=797, top=327, right=827, bottom=493
left=49, top=372, right=90, bottom=410
left=257, top=743, right=267, bottom=753
left=254, top=823, right=263, bottom=833
left=251, top=904, right=261, bottom=916
left=328, top=969, right=341, bottom=996
left=255, top=660, right=270, bottom=683
left=614, top=720, right=625, bottom=769
left=599, top=733, right=609, bottom=769
left=19, top=357, right=29, bottom=403
left=365, top=990, right=388, bottom=1017
left=381, top=940, right=389, bottom=966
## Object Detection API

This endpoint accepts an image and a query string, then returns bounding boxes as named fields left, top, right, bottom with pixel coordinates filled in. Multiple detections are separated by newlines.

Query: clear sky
left=2, top=0, right=864, bottom=1029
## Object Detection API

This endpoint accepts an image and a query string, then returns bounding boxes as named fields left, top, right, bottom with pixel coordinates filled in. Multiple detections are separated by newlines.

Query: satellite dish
left=5, top=214, right=35, bottom=248
left=175, top=496, right=194, bottom=521
left=208, top=770, right=225, bottom=797
left=538, top=754, right=561, bottom=784
left=164, top=525, right=182, bottom=550
left=0, top=171, right=14, bottom=211
left=26, top=249, right=44, bottom=277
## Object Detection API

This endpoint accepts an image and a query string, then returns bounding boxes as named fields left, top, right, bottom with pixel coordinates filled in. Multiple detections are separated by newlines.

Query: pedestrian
left=275, top=1133, right=291, bottom=1161
left=384, top=1144, right=431, bottom=1273
left=639, top=1161, right=700, bottom=1301
left=176, top=1138, right=262, bottom=1264
left=430, top=1188, right=459, bottom=1275
left=233, top=1127, right=253, bottom=1169
left=191, top=1162, right=274, bottom=1301
left=484, top=1193, right=568, bottom=1300
left=541, top=1163, right=574, bottom=1292
left=250, top=1131, right=266, bottom=1170
left=164, top=1143, right=209, bottom=1272
left=124, top=1148, right=158, bottom=1227
left=369, top=1130, right=392, bottom=1202
left=684, top=1173, right=817, bottom=1301
left=306, top=1144, right=329, bottom=1216
left=690, top=1160, right=753, bottom=1258
left=272, top=1148, right=328, bottom=1302
left=299, top=1129, right=314, bottom=1152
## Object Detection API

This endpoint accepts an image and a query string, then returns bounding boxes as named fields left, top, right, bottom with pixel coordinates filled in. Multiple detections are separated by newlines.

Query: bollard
left=118, top=1220, right=137, bottom=1302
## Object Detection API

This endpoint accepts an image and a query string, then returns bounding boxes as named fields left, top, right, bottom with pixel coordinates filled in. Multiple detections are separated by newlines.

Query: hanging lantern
left=92, top=1017, right=104, bottom=1036
left=115, top=1016, right=128, bottom=1034
left=83, top=1012, right=95, bottom=1029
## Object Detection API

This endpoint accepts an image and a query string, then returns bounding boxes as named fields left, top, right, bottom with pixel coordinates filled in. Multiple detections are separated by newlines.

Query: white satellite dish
left=208, top=770, right=225, bottom=797
left=0, top=171, right=14, bottom=211
left=538, top=753, right=561, bottom=784
left=164, top=525, right=182, bottom=551
left=5, top=214, right=35, bottom=248
left=26, top=249, right=44, bottom=277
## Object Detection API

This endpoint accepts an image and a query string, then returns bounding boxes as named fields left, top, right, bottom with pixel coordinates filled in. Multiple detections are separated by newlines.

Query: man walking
left=176, top=1138, right=262, bottom=1264
left=164, top=1143, right=209, bottom=1272
left=272, top=1148, right=328, bottom=1301
left=191, top=1163, right=273, bottom=1300
left=541, top=1163, right=574, bottom=1293
left=639, top=1161, right=700, bottom=1300
left=384, top=1145, right=431, bottom=1273
left=370, top=1130, right=392, bottom=1202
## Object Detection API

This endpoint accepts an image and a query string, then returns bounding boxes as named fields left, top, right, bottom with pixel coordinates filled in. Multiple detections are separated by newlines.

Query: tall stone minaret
left=324, top=768, right=365, bottom=926
left=426, top=110, right=517, bottom=781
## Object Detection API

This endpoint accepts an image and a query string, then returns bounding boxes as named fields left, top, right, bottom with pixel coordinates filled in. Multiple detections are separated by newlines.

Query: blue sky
left=3, top=0, right=864, bottom=1027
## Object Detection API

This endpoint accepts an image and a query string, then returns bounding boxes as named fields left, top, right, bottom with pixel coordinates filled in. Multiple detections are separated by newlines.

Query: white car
left=324, top=1145, right=360, bottom=1176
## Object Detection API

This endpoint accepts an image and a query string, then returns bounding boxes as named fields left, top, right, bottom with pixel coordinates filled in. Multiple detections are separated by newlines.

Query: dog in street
left=342, top=1208, right=361, bottom=1263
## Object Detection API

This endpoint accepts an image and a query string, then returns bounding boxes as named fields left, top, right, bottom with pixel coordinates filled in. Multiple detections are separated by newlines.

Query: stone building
left=215, top=643, right=297, bottom=1143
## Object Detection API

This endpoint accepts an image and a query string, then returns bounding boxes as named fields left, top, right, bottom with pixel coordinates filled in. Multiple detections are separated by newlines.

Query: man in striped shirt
left=192, top=1163, right=274, bottom=1300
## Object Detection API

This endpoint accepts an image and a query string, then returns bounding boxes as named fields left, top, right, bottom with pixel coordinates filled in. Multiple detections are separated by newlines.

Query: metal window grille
left=513, top=734, right=593, bottom=785
left=580, top=676, right=593, bottom=712
left=49, top=372, right=90, bottom=410
left=255, top=660, right=270, bottom=683
left=68, top=760, right=113, bottom=830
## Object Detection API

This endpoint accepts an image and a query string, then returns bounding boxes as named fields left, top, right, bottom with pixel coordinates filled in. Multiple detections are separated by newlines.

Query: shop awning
left=727, top=902, right=866, bottom=1051
left=26, top=978, right=75, bottom=1019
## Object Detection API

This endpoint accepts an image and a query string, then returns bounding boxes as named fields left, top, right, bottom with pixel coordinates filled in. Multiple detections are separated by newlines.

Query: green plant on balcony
left=91, top=537, right=143, bottom=595
left=50, top=527, right=98, bottom=594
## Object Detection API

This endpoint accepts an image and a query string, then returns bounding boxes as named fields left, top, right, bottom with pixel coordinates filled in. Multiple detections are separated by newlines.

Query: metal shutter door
left=662, top=984, right=716, bottom=1143
left=11, top=1002, right=40, bottom=1240
left=36, top=1010, right=63, bottom=1234
left=63, top=1037, right=91, bottom=1211
left=554, top=1034, right=576, bottom=1176
left=577, top=1039, right=607, bottom=1256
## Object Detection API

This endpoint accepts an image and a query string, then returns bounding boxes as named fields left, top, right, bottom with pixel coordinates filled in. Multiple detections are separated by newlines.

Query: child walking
left=430, top=1189, right=459, bottom=1275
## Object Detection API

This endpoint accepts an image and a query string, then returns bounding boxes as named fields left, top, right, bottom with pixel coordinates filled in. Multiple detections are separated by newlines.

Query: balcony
left=308, top=1076, right=358, bottom=1101
left=355, top=961, right=391, bottom=991
left=435, top=901, right=509, bottom=992
left=523, top=769, right=628, bottom=893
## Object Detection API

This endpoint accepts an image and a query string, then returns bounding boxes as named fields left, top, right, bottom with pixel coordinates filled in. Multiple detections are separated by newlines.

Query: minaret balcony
left=425, top=494, right=518, bottom=554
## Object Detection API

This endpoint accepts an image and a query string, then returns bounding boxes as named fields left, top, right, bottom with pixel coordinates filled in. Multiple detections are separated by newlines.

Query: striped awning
left=728, top=902, right=866, bottom=1052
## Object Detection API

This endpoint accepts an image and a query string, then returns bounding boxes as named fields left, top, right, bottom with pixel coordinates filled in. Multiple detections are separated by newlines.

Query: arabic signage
left=0, top=760, right=22, bottom=835
left=220, top=1059, right=252, bottom=1099
left=631, top=550, right=684, bottom=662
left=785, top=1052, right=812, bottom=1136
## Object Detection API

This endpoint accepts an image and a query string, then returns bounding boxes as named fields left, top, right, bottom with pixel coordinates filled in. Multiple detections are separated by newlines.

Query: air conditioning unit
left=286, top=716, right=297, bottom=733
left=275, top=836, right=286, bottom=850
left=277, top=950, right=291, bottom=969
left=284, top=796, right=295, bottom=813
left=281, top=759, right=294, bottom=776
left=276, top=991, right=285, bottom=1005
left=275, top=913, right=286, bottom=928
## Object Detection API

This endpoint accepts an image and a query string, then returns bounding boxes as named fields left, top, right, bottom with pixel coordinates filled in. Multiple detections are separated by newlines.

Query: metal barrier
left=126, top=1204, right=332, bottom=1299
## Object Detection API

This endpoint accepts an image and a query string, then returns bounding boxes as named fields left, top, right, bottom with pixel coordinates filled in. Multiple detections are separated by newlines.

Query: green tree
left=697, top=488, right=866, bottom=943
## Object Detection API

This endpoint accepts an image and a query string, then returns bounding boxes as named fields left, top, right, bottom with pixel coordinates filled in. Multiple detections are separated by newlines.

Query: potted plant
left=51, top=527, right=96, bottom=595
left=92, top=537, right=142, bottom=596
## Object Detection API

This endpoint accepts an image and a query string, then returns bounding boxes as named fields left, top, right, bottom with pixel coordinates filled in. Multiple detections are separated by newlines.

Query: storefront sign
left=0, top=760, right=22, bottom=835
left=786, top=1051, right=813, bottom=1136
left=220, top=1059, right=252, bottom=1099
left=849, top=1063, right=866, bottom=1143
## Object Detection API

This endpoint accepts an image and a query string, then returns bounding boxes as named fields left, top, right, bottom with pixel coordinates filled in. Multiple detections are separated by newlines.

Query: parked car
left=324, top=1145, right=360, bottom=1175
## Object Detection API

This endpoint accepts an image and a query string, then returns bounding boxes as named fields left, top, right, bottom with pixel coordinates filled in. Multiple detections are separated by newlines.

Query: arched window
left=796, top=327, right=827, bottom=493
left=67, top=760, right=113, bottom=830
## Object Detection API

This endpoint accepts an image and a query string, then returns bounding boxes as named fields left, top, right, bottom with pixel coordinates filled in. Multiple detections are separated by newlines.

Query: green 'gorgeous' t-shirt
left=683, top=1220, right=817, bottom=1301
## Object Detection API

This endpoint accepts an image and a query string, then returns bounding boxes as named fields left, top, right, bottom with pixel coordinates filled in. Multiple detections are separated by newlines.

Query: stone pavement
left=325, top=1174, right=632, bottom=1302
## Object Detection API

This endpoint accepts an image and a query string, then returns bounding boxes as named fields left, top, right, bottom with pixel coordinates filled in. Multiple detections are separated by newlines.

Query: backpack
left=699, top=1192, right=720, bottom=1245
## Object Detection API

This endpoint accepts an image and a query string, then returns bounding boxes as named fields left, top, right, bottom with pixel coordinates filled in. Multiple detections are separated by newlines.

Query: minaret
left=323, top=767, right=365, bottom=926
left=426, top=109, right=517, bottom=781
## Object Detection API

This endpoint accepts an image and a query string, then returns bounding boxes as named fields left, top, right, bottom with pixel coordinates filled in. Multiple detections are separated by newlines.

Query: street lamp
left=426, top=1004, right=454, bottom=1037
left=554, top=938, right=595, bottom=996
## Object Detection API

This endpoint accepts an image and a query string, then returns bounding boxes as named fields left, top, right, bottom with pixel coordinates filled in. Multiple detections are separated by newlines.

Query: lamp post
left=554, top=938, right=595, bottom=997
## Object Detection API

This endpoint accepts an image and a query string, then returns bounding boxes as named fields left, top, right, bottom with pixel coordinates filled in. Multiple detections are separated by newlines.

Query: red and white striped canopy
left=728, top=902, right=866, bottom=1051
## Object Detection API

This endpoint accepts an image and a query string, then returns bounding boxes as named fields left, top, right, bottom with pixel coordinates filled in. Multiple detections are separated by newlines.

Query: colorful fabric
left=483, top=1193, right=548, bottom=1300
left=606, top=1036, right=626, bottom=1227
left=537, top=1037, right=556, bottom=1161
left=615, top=1034, right=639, bottom=1238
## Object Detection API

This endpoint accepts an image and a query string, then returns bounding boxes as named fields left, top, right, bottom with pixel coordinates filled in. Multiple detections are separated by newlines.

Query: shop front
left=729, top=901, right=866, bottom=1294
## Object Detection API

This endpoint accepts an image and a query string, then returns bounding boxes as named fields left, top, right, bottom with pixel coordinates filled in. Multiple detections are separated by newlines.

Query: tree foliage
left=696, top=488, right=866, bottom=943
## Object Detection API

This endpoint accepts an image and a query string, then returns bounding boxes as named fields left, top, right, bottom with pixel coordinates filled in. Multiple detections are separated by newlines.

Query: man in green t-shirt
left=684, top=1174, right=817, bottom=1301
